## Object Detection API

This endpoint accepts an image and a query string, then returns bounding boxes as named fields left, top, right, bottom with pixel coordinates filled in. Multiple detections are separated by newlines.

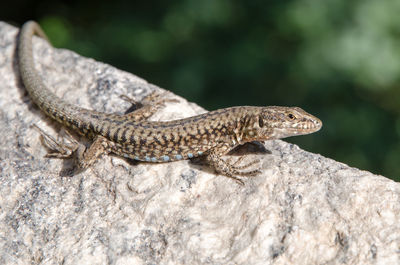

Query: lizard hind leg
left=33, top=125, right=112, bottom=171
left=76, top=135, right=113, bottom=169
left=120, top=91, right=178, bottom=122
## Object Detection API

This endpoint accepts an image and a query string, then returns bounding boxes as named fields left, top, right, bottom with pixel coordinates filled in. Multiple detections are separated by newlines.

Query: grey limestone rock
left=0, top=21, right=399, bottom=265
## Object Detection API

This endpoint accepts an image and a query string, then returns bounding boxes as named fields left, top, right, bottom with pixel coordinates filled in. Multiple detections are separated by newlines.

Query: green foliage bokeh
left=5, top=0, right=400, bottom=180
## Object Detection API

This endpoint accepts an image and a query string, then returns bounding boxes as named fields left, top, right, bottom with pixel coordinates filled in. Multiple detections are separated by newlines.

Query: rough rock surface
left=1, top=21, right=399, bottom=265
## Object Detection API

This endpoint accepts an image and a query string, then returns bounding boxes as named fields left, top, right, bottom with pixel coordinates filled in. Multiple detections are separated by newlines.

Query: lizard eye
left=258, top=116, right=264, bottom=127
left=287, top=113, right=296, bottom=120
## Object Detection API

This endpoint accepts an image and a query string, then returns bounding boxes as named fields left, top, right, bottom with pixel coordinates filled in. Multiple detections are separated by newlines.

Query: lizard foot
left=33, top=124, right=79, bottom=158
left=207, top=152, right=262, bottom=185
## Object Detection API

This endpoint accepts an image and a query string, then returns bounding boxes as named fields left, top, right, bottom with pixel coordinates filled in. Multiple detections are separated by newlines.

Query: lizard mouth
left=269, top=120, right=322, bottom=139
left=289, top=116, right=323, bottom=132
left=295, top=120, right=322, bottom=131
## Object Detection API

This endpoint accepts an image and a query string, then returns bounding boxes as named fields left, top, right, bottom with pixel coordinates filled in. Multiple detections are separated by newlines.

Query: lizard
left=17, top=20, right=322, bottom=184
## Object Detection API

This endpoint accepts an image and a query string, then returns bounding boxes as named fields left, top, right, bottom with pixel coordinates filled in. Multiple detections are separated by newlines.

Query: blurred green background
left=4, top=0, right=400, bottom=181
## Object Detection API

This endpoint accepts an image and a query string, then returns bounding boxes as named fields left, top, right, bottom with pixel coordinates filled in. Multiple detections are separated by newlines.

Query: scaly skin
left=18, top=21, right=322, bottom=184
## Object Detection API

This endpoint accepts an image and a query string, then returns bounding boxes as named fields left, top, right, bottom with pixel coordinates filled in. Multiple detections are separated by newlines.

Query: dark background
left=4, top=0, right=400, bottom=181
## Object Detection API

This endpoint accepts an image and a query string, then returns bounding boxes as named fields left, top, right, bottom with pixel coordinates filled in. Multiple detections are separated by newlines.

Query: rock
left=0, top=21, right=399, bottom=265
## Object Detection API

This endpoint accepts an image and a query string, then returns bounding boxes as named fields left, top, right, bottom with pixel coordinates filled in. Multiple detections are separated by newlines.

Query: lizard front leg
left=205, top=148, right=261, bottom=185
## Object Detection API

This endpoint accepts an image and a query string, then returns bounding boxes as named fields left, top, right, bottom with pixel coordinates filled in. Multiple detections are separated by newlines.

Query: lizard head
left=238, top=106, right=322, bottom=142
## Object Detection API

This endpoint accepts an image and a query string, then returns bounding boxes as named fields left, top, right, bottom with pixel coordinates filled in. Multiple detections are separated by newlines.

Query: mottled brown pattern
left=18, top=21, right=322, bottom=184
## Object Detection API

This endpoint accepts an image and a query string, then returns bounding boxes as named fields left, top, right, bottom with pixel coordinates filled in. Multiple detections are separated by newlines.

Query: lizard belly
left=110, top=141, right=211, bottom=163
